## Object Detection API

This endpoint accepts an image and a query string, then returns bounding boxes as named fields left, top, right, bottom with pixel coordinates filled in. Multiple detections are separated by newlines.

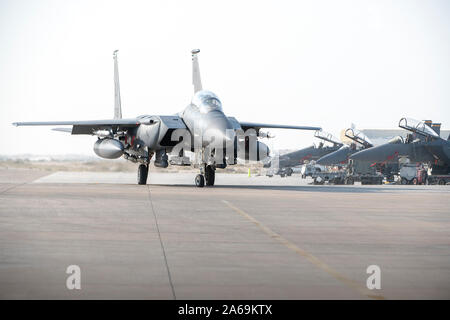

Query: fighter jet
left=316, top=126, right=373, bottom=166
left=350, top=118, right=450, bottom=174
left=13, top=49, right=321, bottom=187
left=264, top=130, right=342, bottom=177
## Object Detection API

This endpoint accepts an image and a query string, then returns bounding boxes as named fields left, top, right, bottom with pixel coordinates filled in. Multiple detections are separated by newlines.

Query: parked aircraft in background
left=351, top=118, right=450, bottom=175
left=264, top=130, right=342, bottom=177
left=316, top=126, right=373, bottom=166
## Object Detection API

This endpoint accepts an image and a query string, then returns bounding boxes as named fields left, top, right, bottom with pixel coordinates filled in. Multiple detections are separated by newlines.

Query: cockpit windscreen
left=192, top=91, right=223, bottom=114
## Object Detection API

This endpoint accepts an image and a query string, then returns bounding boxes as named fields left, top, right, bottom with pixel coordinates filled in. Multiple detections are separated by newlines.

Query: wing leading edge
left=239, top=121, right=321, bottom=132
left=13, top=116, right=188, bottom=135
left=13, top=118, right=142, bottom=135
left=12, top=118, right=140, bottom=127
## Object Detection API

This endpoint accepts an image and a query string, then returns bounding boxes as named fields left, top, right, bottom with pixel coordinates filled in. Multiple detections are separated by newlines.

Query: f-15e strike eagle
left=350, top=118, right=450, bottom=175
left=316, top=126, right=374, bottom=166
left=264, top=130, right=343, bottom=177
left=13, top=50, right=320, bottom=187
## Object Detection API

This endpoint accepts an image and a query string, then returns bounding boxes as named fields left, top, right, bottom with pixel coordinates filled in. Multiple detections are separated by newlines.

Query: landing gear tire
left=314, top=178, right=324, bottom=185
left=195, top=174, right=205, bottom=188
left=137, top=164, right=149, bottom=185
left=205, top=165, right=215, bottom=186
left=345, top=177, right=354, bottom=185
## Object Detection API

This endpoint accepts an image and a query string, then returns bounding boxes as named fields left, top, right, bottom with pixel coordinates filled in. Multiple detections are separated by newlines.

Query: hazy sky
left=1, top=0, right=449, bottom=155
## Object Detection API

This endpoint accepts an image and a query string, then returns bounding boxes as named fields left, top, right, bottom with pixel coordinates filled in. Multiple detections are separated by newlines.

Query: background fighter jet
left=314, top=125, right=399, bottom=184
left=264, top=130, right=342, bottom=177
left=350, top=118, right=450, bottom=175
left=316, top=126, right=373, bottom=166
left=13, top=50, right=320, bottom=187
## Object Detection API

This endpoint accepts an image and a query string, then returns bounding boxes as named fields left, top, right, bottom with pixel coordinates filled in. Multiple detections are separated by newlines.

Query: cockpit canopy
left=191, top=90, right=223, bottom=114
left=399, top=117, right=439, bottom=138
left=344, top=128, right=373, bottom=148
left=314, top=130, right=342, bottom=146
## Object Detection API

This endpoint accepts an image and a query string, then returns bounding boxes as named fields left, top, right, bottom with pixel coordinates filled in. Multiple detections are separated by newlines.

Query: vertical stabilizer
left=191, top=49, right=202, bottom=93
left=113, top=50, right=122, bottom=119
left=431, top=123, right=441, bottom=136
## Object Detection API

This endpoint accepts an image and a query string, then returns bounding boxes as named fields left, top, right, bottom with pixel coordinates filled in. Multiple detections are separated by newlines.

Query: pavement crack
left=0, top=182, right=29, bottom=195
left=147, top=186, right=176, bottom=300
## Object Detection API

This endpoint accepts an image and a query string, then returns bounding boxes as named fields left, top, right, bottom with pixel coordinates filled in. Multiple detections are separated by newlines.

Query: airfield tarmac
left=0, top=168, right=449, bottom=299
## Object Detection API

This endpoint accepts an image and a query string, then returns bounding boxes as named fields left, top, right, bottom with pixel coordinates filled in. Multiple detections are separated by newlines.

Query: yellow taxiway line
left=222, top=199, right=384, bottom=300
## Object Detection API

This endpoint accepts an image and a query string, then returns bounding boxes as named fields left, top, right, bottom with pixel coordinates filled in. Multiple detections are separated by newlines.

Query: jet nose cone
left=205, top=128, right=233, bottom=147
left=316, top=146, right=349, bottom=165
left=350, top=144, right=398, bottom=163
left=348, top=149, right=366, bottom=161
left=203, top=112, right=234, bottom=148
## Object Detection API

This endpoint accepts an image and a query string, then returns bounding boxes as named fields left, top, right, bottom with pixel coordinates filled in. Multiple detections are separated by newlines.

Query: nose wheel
left=195, top=165, right=215, bottom=187
left=195, top=174, right=205, bottom=187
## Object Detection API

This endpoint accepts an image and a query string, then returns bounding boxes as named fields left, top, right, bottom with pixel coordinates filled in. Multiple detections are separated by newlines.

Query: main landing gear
left=195, top=164, right=215, bottom=188
left=137, top=164, right=149, bottom=185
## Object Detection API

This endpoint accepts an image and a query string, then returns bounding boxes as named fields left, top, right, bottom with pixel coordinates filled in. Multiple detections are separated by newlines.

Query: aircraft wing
left=13, top=118, right=141, bottom=127
left=238, top=121, right=321, bottom=132
left=13, top=118, right=143, bottom=135
left=13, top=116, right=188, bottom=136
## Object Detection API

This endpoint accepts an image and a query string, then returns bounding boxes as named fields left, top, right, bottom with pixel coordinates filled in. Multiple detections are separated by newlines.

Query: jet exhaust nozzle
left=93, top=138, right=124, bottom=159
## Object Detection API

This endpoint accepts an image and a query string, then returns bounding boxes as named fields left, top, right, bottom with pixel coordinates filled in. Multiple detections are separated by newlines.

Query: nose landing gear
left=137, top=164, right=149, bottom=185
left=205, top=165, right=215, bottom=186
left=195, top=174, right=205, bottom=187
left=195, top=164, right=215, bottom=187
